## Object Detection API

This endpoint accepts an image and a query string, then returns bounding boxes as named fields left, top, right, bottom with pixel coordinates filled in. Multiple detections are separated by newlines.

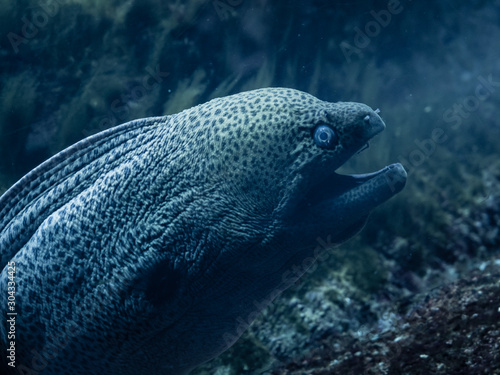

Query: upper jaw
left=306, top=108, right=405, bottom=213
left=348, top=110, right=386, bottom=155
left=326, top=107, right=387, bottom=171
left=324, top=109, right=406, bottom=212
left=360, top=110, right=386, bottom=142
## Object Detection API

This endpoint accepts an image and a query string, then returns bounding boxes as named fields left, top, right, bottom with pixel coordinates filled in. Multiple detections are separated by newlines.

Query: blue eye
left=313, top=125, right=337, bottom=149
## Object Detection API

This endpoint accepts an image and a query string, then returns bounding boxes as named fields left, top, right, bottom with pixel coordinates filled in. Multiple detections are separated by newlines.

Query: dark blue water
left=1, top=1, right=499, bottom=374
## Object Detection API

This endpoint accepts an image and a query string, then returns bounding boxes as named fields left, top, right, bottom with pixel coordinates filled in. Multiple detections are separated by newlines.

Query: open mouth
left=289, top=162, right=407, bottom=246
left=305, top=163, right=407, bottom=217
left=330, top=163, right=406, bottom=200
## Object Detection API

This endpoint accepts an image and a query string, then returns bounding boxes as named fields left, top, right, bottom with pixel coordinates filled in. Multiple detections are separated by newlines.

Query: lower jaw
left=332, top=163, right=407, bottom=215
left=292, top=163, right=407, bottom=238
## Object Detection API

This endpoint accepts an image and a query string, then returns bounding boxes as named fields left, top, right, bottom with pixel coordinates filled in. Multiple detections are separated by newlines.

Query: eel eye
left=313, top=125, right=337, bottom=149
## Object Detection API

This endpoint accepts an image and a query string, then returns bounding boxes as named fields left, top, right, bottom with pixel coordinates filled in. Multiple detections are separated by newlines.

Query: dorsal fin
left=0, top=116, right=167, bottom=268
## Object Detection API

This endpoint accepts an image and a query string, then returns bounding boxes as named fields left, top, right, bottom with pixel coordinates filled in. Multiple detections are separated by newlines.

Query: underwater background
left=1, top=0, right=499, bottom=374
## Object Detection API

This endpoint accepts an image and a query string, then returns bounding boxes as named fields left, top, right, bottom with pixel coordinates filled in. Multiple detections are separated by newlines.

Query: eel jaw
left=294, top=163, right=407, bottom=243
left=328, top=162, right=407, bottom=213
left=308, top=163, right=407, bottom=213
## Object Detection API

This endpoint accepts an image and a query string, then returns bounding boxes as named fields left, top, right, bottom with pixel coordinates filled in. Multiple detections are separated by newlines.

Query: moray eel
left=0, top=88, right=406, bottom=374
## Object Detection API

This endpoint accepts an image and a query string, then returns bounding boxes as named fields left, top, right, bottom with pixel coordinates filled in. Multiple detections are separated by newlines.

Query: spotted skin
left=0, top=88, right=406, bottom=374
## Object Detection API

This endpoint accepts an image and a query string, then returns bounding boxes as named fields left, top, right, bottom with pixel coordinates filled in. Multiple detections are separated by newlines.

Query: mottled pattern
left=0, top=88, right=405, bottom=374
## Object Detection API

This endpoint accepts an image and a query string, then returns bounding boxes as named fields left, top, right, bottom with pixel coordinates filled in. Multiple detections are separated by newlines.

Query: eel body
left=0, top=88, right=406, bottom=374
